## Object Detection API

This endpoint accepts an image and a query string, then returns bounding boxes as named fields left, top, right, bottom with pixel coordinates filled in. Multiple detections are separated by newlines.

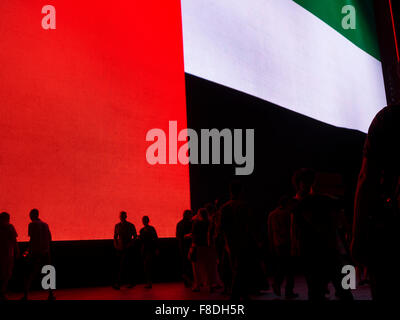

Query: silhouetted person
left=0, top=212, right=19, bottom=300
left=139, top=216, right=158, bottom=289
left=352, top=105, right=400, bottom=300
left=212, top=199, right=231, bottom=294
left=190, top=208, right=212, bottom=292
left=22, top=209, right=54, bottom=300
left=113, top=211, right=137, bottom=289
left=291, top=169, right=353, bottom=301
left=220, top=181, right=252, bottom=300
left=248, top=211, right=270, bottom=294
left=176, top=209, right=193, bottom=287
left=268, top=196, right=298, bottom=299
left=205, top=202, right=222, bottom=290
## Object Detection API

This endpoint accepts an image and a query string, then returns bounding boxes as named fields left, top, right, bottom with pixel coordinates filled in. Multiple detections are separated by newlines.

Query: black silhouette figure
left=0, top=212, right=19, bottom=300
left=205, top=202, right=222, bottom=291
left=176, top=209, right=193, bottom=287
left=190, top=208, right=219, bottom=292
left=212, top=199, right=231, bottom=295
left=352, top=105, right=400, bottom=300
left=268, top=196, right=298, bottom=299
left=139, top=216, right=158, bottom=289
left=113, top=211, right=137, bottom=290
left=220, top=181, right=252, bottom=300
left=291, top=169, right=353, bottom=301
left=22, top=208, right=54, bottom=300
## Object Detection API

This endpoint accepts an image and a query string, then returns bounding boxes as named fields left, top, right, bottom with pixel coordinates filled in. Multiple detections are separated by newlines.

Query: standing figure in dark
left=213, top=199, right=231, bottom=294
left=351, top=105, right=400, bottom=300
left=0, top=212, right=19, bottom=300
left=220, top=181, right=252, bottom=300
left=190, top=208, right=210, bottom=291
left=22, top=209, right=54, bottom=300
left=291, top=169, right=353, bottom=300
left=139, top=216, right=158, bottom=289
left=113, top=211, right=137, bottom=290
left=176, top=209, right=193, bottom=287
left=268, top=196, right=298, bottom=299
left=205, top=202, right=222, bottom=290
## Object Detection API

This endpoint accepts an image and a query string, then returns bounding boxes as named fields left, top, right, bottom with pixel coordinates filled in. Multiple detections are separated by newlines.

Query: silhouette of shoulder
left=364, top=105, right=400, bottom=169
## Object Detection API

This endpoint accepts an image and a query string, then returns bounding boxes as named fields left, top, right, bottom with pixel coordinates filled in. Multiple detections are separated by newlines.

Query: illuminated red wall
left=0, top=1, right=190, bottom=240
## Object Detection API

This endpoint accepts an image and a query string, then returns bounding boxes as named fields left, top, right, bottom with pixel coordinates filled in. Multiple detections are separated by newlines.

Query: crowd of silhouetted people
left=174, top=105, right=400, bottom=301
left=0, top=209, right=161, bottom=300
left=0, top=209, right=54, bottom=300
left=176, top=174, right=356, bottom=301
left=0, top=175, right=370, bottom=301
left=1, top=105, right=400, bottom=301
left=112, top=213, right=159, bottom=290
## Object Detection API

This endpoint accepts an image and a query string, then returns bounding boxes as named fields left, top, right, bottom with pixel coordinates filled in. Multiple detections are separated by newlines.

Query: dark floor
left=6, top=276, right=372, bottom=300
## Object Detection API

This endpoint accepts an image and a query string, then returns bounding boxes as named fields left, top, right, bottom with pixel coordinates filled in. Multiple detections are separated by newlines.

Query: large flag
left=0, top=0, right=388, bottom=240
left=181, top=0, right=387, bottom=132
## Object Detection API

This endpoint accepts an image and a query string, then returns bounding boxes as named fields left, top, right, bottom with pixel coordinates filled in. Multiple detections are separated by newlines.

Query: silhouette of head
left=29, top=208, right=39, bottom=221
left=120, top=211, right=127, bottom=222
left=0, top=212, right=10, bottom=225
left=292, top=168, right=316, bottom=198
left=183, top=210, right=193, bottom=221
left=229, top=181, right=242, bottom=200
left=142, top=215, right=150, bottom=226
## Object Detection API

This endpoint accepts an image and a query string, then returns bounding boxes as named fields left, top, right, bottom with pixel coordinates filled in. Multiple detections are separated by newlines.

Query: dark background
left=9, top=0, right=400, bottom=291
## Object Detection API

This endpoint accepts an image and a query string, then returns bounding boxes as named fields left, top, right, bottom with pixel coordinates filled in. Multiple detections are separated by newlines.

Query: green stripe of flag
left=293, top=0, right=381, bottom=60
